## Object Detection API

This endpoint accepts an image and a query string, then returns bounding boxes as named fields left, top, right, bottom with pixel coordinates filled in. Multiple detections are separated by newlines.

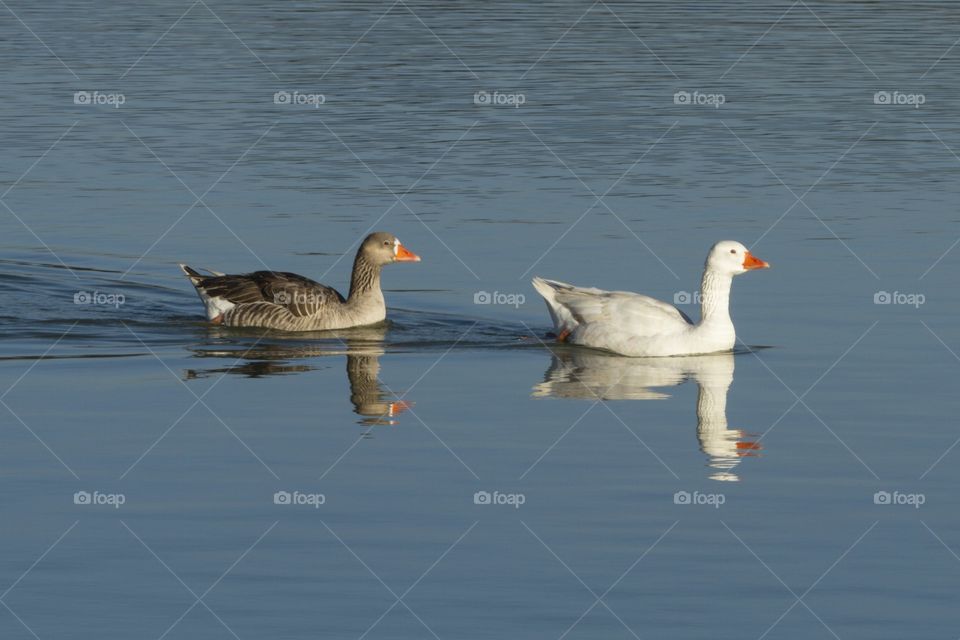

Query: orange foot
left=557, top=328, right=572, bottom=343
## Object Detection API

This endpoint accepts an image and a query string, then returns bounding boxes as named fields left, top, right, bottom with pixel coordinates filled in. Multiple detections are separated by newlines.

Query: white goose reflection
left=533, top=349, right=760, bottom=481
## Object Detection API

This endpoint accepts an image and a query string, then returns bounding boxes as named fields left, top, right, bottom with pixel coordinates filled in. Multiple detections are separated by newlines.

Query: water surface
left=3, top=2, right=960, bottom=638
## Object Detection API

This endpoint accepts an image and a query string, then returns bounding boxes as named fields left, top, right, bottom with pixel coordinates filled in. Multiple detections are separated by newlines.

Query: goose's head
left=361, top=232, right=421, bottom=265
left=706, top=241, right=769, bottom=276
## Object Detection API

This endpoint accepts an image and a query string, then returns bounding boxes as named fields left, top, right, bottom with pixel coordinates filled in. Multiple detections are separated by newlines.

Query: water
left=2, top=1, right=960, bottom=637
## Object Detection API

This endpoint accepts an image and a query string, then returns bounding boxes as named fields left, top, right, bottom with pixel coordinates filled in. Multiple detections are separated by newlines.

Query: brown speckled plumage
left=180, top=232, right=420, bottom=331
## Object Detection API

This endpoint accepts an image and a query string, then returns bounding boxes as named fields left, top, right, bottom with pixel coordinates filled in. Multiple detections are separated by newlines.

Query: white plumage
left=532, top=240, right=769, bottom=357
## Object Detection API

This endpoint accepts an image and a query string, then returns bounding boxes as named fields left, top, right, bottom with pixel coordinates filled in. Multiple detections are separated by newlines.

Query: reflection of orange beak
left=395, top=243, right=421, bottom=262
left=742, top=251, right=769, bottom=270
left=388, top=400, right=413, bottom=416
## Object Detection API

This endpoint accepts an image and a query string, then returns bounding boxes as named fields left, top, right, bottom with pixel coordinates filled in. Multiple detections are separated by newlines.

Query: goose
left=532, top=240, right=769, bottom=357
left=180, top=232, right=420, bottom=331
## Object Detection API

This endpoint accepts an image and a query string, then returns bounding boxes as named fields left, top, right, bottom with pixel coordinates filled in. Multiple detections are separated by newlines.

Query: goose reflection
left=185, top=325, right=410, bottom=426
left=533, top=349, right=759, bottom=481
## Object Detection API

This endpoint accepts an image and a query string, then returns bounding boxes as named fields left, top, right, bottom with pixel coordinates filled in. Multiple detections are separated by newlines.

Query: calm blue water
left=3, top=1, right=960, bottom=638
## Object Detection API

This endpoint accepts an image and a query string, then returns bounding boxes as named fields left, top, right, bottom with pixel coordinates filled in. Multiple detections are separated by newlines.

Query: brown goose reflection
left=344, top=347, right=411, bottom=425
left=186, top=325, right=410, bottom=425
left=533, top=349, right=760, bottom=481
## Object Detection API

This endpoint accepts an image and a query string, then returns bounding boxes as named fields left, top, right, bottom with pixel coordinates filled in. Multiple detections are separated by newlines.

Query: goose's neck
left=348, top=253, right=382, bottom=301
left=698, top=268, right=733, bottom=326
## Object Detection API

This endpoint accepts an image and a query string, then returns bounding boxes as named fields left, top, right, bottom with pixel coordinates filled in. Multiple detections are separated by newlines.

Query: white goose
left=532, top=240, right=769, bottom=357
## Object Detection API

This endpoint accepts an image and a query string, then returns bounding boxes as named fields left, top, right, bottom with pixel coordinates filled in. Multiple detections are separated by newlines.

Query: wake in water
left=0, top=255, right=535, bottom=361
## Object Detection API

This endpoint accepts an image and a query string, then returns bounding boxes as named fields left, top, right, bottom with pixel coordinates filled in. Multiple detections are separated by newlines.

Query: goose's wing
left=198, top=271, right=345, bottom=318
left=540, top=279, right=693, bottom=337
left=590, top=291, right=694, bottom=334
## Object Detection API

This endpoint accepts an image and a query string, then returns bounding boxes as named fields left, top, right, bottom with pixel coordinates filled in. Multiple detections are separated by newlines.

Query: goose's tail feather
left=179, top=263, right=235, bottom=321
left=179, top=264, right=204, bottom=285
left=532, top=277, right=578, bottom=335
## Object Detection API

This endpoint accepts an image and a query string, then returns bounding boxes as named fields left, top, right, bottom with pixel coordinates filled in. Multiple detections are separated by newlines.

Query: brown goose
left=179, top=232, right=420, bottom=331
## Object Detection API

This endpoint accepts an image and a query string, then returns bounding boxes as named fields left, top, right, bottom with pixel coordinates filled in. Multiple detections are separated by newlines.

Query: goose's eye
left=383, top=241, right=390, bottom=246
left=730, top=249, right=737, bottom=254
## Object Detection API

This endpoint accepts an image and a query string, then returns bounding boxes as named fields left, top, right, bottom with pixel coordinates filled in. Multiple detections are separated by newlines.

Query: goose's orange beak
left=742, top=251, right=769, bottom=270
left=395, top=243, right=421, bottom=262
